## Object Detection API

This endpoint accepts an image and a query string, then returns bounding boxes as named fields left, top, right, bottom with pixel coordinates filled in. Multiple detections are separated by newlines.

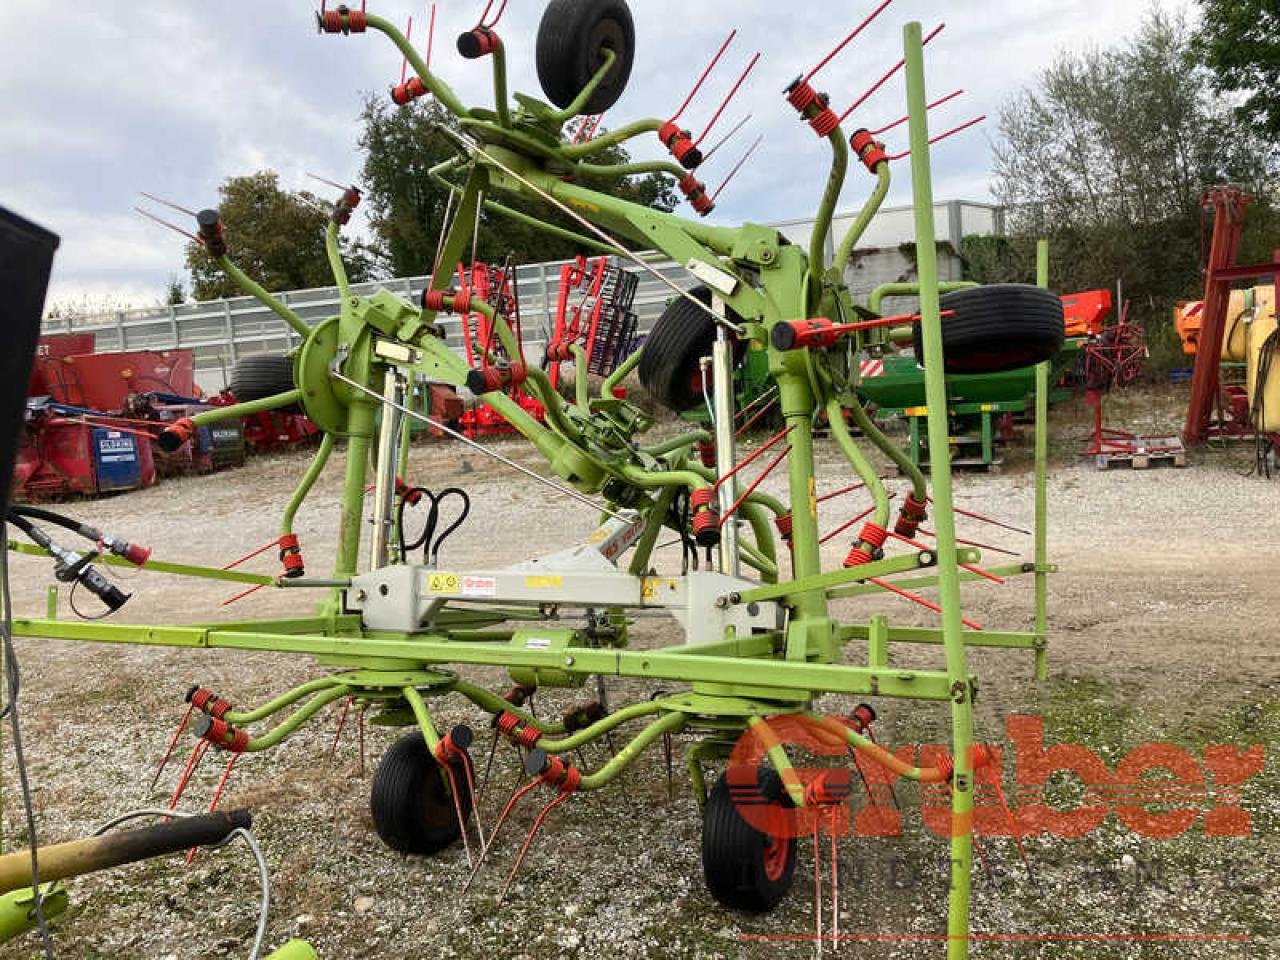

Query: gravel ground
left=1, top=392, right=1277, bottom=960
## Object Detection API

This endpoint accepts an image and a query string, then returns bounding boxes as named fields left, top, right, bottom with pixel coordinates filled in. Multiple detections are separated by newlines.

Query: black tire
left=639, top=287, right=742, bottom=412
left=227, top=354, right=295, bottom=402
left=536, top=0, right=635, bottom=116
left=702, top=769, right=796, bottom=913
left=370, top=732, right=473, bottom=856
left=912, top=284, right=1065, bottom=374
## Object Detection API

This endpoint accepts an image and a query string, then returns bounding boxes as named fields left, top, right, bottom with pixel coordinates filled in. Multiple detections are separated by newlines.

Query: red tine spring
left=670, top=30, right=737, bottom=123
left=800, top=0, right=895, bottom=86
left=695, top=52, right=761, bottom=146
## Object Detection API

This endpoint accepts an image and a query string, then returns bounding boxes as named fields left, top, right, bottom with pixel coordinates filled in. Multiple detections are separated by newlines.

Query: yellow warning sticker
left=427, top=572, right=461, bottom=595
left=641, top=578, right=659, bottom=601
left=524, top=575, right=564, bottom=589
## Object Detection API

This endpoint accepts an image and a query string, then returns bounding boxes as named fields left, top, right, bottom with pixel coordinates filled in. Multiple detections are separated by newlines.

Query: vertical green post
left=904, top=22, right=974, bottom=959
left=335, top=401, right=378, bottom=579
left=45, top=586, right=57, bottom=620
left=1033, top=241, right=1051, bottom=681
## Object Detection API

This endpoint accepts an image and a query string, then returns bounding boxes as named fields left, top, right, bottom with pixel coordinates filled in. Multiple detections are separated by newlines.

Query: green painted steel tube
left=738, top=499, right=778, bottom=583
left=264, top=941, right=319, bottom=960
left=568, top=344, right=591, bottom=410
left=482, top=195, right=614, bottom=253
left=216, top=256, right=311, bottom=339
left=244, top=686, right=351, bottom=752
left=282, top=433, right=334, bottom=537
left=491, top=44, right=511, bottom=128
left=1033, top=240, right=1051, bottom=681
left=807, top=713, right=950, bottom=784
left=558, top=118, right=661, bottom=159
left=826, top=397, right=890, bottom=526
left=809, top=129, right=850, bottom=302
left=0, top=886, right=67, bottom=943
left=619, top=463, right=708, bottom=493
left=187, top=390, right=304, bottom=428
left=640, top=431, right=708, bottom=458
left=401, top=686, right=442, bottom=752
left=451, top=680, right=567, bottom=734
left=335, top=401, right=377, bottom=578
left=867, top=281, right=976, bottom=315
left=577, top=159, right=686, bottom=181
left=832, top=162, right=891, bottom=279
left=365, top=14, right=470, bottom=119
left=845, top=389, right=927, bottom=501
left=325, top=221, right=349, bottom=303
left=628, top=485, right=678, bottom=578
left=535, top=700, right=662, bottom=753
left=6, top=541, right=276, bottom=587
left=737, top=539, right=777, bottom=580
left=226, top=676, right=344, bottom=726
left=578, top=711, right=686, bottom=791
left=904, top=23, right=975, bottom=959
left=776, top=373, right=826, bottom=648
left=602, top=346, right=644, bottom=397
left=546, top=48, right=617, bottom=124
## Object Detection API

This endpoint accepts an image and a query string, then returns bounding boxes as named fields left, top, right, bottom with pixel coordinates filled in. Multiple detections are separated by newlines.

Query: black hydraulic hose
left=397, top=488, right=472, bottom=564
left=8, top=504, right=94, bottom=541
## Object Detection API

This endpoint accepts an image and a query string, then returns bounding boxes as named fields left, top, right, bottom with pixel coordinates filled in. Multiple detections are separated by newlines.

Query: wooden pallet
left=1095, top=436, right=1187, bottom=470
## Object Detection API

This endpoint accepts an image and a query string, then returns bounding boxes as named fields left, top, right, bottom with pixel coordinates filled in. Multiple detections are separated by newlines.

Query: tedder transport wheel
left=226, top=353, right=296, bottom=403
left=370, top=732, right=474, bottom=856
left=639, top=286, right=742, bottom=412
left=536, top=0, right=635, bottom=116
left=913, top=283, right=1065, bottom=374
left=702, top=770, right=796, bottom=913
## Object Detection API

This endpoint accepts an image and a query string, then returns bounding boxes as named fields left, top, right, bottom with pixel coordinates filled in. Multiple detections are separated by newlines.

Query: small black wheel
left=702, top=769, right=796, bottom=913
left=639, top=286, right=742, bottom=412
left=370, top=732, right=473, bottom=856
left=913, top=284, right=1065, bottom=374
left=536, top=0, right=635, bottom=116
left=227, top=354, right=296, bottom=403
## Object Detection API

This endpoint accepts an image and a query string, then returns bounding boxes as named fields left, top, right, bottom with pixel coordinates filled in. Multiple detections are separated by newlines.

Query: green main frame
left=9, top=15, right=1054, bottom=957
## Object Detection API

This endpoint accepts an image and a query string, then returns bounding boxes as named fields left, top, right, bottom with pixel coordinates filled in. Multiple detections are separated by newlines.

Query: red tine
left=670, top=30, right=737, bottom=123
left=819, top=503, right=877, bottom=547
left=701, top=112, right=751, bottom=163
left=870, top=88, right=964, bottom=136
left=869, top=576, right=984, bottom=631
left=709, top=133, right=764, bottom=206
left=400, top=15, right=414, bottom=86
left=801, top=0, right=895, bottom=85
left=150, top=703, right=196, bottom=791
left=695, top=52, right=761, bottom=146
left=134, top=207, right=200, bottom=243
left=887, top=115, right=986, bottom=161
left=838, top=23, right=945, bottom=124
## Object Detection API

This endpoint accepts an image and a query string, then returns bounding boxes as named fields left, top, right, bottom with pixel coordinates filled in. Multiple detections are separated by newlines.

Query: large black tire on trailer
left=702, top=769, right=797, bottom=913
left=226, top=354, right=295, bottom=403
left=370, top=732, right=473, bottom=856
left=536, top=0, right=635, bottom=116
left=913, top=284, right=1065, bottom=374
left=639, top=286, right=742, bottom=412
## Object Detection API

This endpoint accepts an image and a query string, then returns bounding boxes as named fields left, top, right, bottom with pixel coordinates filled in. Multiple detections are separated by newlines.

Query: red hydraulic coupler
left=895, top=493, right=928, bottom=538
left=690, top=487, right=721, bottom=548
left=100, top=535, right=151, bottom=567
left=658, top=122, right=704, bottom=170
left=421, top=287, right=474, bottom=314
left=196, top=209, right=227, bottom=257
left=187, top=686, right=234, bottom=720
left=850, top=128, right=889, bottom=174
left=677, top=174, right=714, bottom=216
left=317, top=2, right=367, bottom=34
left=194, top=714, right=251, bottom=754
left=562, top=702, right=606, bottom=734
left=278, top=533, right=305, bottom=579
left=457, top=25, right=500, bottom=59
left=466, top=363, right=527, bottom=396
left=391, top=75, right=429, bottom=106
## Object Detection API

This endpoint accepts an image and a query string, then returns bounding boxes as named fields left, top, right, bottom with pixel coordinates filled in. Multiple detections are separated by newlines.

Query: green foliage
left=958, top=234, right=1037, bottom=285
left=1196, top=0, right=1280, bottom=138
left=991, top=8, right=1279, bottom=329
left=185, top=171, right=374, bottom=301
left=357, top=94, right=677, bottom=278
left=163, top=275, right=186, bottom=305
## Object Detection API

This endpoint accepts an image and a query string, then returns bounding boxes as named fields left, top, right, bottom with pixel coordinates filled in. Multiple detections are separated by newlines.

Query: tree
left=163, top=275, right=186, bottom=305
left=357, top=95, right=678, bottom=278
left=991, top=8, right=1277, bottom=329
left=185, top=171, right=374, bottom=300
left=1196, top=0, right=1280, bottom=139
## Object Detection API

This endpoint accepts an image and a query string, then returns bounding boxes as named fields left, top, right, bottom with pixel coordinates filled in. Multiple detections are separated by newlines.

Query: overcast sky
left=3, top=0, right=1187, bottom=309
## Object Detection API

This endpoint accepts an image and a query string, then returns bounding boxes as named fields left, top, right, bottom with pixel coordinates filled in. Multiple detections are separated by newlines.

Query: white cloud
left=7, top=0, right=1190, bottom=301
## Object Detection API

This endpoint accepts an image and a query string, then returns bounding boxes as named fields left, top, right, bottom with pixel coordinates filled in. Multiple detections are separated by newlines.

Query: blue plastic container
left=92, top=428, right=142, bottom=492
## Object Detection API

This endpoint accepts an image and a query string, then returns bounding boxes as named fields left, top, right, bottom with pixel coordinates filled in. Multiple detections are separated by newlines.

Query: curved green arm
left=244, top=685, right=352, bottom=752
left=216, top=256, right=310, bottom=339
left=807, top=121, right=851, bottom=305
left=737, top=499, right=779, bottom=582
left=568, top=343, right=591, bottom=410
left=534, top=700, right=663, bottom=753
left=282, top=433, right=335, bottom=537
left=620, top=463, right=709, bottom=493
left=325, top=221, right=350, bottom=304
left=577, top=159, right=686, bottom=181
left=452, top=680, right=567, bottom=734
left=826, top=396, right=890, bottom=529
left=491, top=44, right=511, bottom=128
left=226, top=675, right=344, bottom=726
left=364, top=14, right=471, bottom=119
left=558, top=118, right=663, bottom=159
left=868, top=281, right=977, bottom=314
left=578, top=711, right=687, bottom=791
left=844, top=391, right=927, bottom=502
left=601, top=345, right=644, bottom=397
left=738, top=538, right=778, bottom=580
left=546, top=48, right=617, bottom=124
left=806, top=713, right=950, bottom=783
left=831, top=161, right=891, bottom=280
left=641, top=431, right=709, bottom=458
left=401, top=686, right=442, bottom=752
